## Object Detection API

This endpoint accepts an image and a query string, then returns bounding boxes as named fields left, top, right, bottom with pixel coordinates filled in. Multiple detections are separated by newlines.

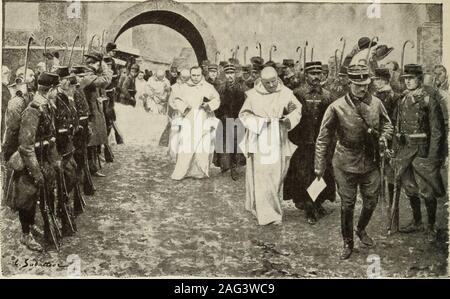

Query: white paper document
left=307, top=178, right=327, bottom=202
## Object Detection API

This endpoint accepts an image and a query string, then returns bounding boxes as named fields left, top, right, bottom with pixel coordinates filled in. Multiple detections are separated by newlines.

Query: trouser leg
left=334, top=167, right=358, bottom=247
left=400, top=164, right=422, bottom=223
left=88, top=146, right=99, bottom=173
left=18, top=203, right=36, bottom=234
left=357, top=168, right=380, bottom=232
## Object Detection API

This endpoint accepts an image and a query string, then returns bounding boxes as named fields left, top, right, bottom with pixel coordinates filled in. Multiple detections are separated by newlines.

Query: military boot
left=340, top=240, right=353, bottom=260
left=400, top=196, right=424, bottom=233
left=20, top=233, right=43, bottom=252
left=356, top=229, right=375, bottom=247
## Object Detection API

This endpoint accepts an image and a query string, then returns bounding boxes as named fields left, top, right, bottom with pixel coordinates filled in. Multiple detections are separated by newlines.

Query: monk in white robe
left=170, top=66, right=220, bottom=180
left=168, top=69, right=190, bottom=160
left=239, top=67, right=302, bottom=225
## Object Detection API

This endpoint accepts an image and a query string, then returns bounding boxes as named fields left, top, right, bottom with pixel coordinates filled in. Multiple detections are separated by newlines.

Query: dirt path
left=1, top=104, right=448, bottom=277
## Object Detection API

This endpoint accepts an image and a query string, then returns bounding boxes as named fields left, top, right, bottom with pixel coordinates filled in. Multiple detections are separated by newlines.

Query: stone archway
left=106, top=0, right=217, bottom=64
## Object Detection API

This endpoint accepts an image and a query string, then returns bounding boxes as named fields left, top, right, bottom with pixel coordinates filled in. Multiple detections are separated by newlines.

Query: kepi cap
left=347, top=64, right=371, bottom=85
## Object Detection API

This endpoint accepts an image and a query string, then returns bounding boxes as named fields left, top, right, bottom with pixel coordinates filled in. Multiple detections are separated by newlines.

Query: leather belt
left=339, top=138, right=365, bottom=150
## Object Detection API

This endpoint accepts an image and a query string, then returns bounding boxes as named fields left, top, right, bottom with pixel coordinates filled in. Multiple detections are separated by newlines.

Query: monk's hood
left=254, top=78, right=284, bottom=95
left=186, top=78, right=205, bottom=87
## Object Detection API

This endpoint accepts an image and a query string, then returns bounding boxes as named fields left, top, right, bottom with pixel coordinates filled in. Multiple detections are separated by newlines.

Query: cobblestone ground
left=1, top=103, right=448, bottom=278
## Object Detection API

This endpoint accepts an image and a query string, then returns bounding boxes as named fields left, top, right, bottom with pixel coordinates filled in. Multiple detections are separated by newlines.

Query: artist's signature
left=10, top=255, right=67, bottom=270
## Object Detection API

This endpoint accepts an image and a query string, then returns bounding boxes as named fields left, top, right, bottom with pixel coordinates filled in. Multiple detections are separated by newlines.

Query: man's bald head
left=156, top=69, right=165, bottom=80
left=179, top=69, right=190, bottom=83
left=260, top=66, right=279, bottom=93
left=261, top=67, right=277, bottom=80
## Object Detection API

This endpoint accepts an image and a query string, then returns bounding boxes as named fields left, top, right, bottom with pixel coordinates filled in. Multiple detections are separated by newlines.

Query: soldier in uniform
left=250, top=57, right=265, bottom=80
left=206, top=64, right=221, bottom=90
left=71, top=65, right=95, bottom=196
left=54, top=66, right=80, bottom=235
left=392, top=64, right=446, bottom=241
left=80, top=52, right=113, bottom=177
left=372, top=67, right=399, bottom=204
left=329, top=66, right=350, bottom=100
left=10, top=72, right=60, bottom=251
left=102, top=56, right=119, bottom=163
left=284, top=61, right=335, bottom=224
left=241, top=65, right=254, bottom=89
left=214, top=63, right=247, bottom=180
left=119, top=64, right=139, bottom=107
left=315, top=65, right=393, bottom=259
left=2, top=68, right=35, bottom=161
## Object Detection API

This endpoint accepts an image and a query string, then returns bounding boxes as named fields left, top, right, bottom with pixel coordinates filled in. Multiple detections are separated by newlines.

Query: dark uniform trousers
left=334, top=167, right=379, bottom=245
left=315, top=93, right=393, bottom=247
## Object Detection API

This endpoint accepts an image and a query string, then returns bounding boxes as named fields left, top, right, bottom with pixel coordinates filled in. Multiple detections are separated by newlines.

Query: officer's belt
left=105, top=88, right=115, bottom=93
left=397, top=132, right=428, bottom=144
left=35, top=137, right=56, bottom=148
left=79, top=116, right=89, bottom=121
left=338, top=138, right=365, bottom=150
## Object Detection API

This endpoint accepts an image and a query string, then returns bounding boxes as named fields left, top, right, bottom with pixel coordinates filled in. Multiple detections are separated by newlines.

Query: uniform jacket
left=216, top=79, right=247, bottom=120
left=289, top=83, right=334, bottom=146
left=392, top=85, right=445, bottom=160
left=18, top=92, right=59, bottom=182
left=55, top=91, right=78, bottom=156
left=119, top=74, right=137, bottom=105
left=315, top=92, right=393, bottom=174
left=2, top=92, right=32, bottom=161
left=80, top=64, right=113, bottom=146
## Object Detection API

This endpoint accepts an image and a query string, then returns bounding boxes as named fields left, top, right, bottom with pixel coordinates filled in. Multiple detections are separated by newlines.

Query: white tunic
left=170, top=79, right=220, bottom=180
left=239, top=80, right=302, bottom=225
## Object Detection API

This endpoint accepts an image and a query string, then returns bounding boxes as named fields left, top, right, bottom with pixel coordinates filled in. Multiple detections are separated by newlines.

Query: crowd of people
left=156, top=36, right=448, bottom=260
left=1, top=35, right=449, bottom=260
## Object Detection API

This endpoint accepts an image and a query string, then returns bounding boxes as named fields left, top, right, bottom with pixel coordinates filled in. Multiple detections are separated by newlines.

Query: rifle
left=388, top=156, right=400, bottom=235
left=57, top=166, right=76, bottom=235
left=38, top=142, right=62, bottom=250
left=73, top=183, right=86, bottom=216
left=83, top=149, right=95, bottom=195
left=379, top=139, right=386, bottom=219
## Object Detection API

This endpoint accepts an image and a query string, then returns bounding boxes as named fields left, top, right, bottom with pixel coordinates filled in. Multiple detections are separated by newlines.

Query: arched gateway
left=106, top=0, right=218, bottom=64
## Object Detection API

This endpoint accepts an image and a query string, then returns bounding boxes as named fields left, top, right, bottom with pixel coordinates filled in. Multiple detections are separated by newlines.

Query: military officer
left=284, top=61, right=335, bottom=224
left=102, top=56, right=118, bottom=163
left=71, top=65, right=95, bottom=197
left=12, top=72, right=60, bottom=251
left=372, top=68, right=399, bottom=204
left=214, top=63, right=247, bottom=180
left=54, top=66, right=81, bottom=235
left=80, top=51, right=113, bottom=177
left=392, top=64, right=446, bottom=242
left=315, top=65, right=393, bottom=259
